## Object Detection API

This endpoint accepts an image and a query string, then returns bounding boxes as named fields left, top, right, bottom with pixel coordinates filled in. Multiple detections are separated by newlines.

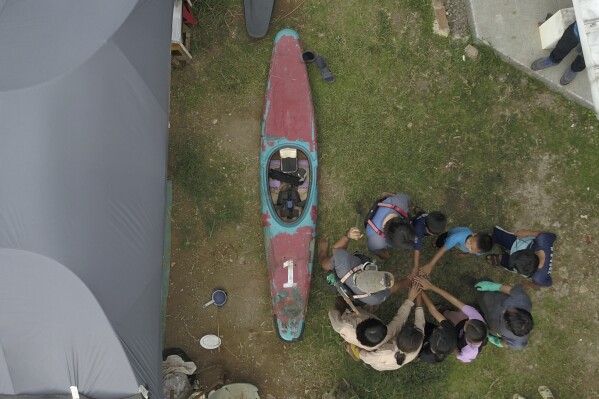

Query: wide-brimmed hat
left=353, top=270, right=394, bottom=293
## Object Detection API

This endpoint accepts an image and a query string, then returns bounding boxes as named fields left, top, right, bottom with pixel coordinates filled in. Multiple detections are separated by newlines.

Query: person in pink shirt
left=415, top=278, right=487, bottom=363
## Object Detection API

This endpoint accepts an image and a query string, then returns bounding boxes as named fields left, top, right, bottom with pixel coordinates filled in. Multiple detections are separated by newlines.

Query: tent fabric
left=0, top=1, right=172, bottom=398
left=0, top=249, right=139, bottom=397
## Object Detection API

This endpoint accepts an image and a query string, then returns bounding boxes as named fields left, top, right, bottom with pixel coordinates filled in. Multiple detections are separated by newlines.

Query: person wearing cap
left=418, top=292, right=457, bottom=364
left=318, top=227, right=409, bottom=306
left=356, top=285, right=425, bottom=371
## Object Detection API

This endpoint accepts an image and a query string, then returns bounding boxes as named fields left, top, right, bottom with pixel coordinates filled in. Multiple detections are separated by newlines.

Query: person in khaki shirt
left=328, top=304, right=385, bottom=350
left=329, top=283, right=420, bottom=351
left=357, top=286, right=425, bottom=371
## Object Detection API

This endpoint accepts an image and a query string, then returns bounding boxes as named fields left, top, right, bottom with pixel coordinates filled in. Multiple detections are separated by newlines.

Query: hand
left=419, top=264, right=433, bottom=277
left=414, top=276, right=434, bottom=291
left=346, top=227, right=363, bottom=240
left=475, top=281, right=502, bottom=292
left=488, top=335, right=503, bottom=348
left=407, top=283, right=421, bottom=302
left=407, top=270, right=418, bottom=282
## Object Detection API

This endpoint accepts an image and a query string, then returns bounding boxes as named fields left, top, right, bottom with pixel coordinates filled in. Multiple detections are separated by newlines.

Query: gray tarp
left=0, top=1, right=172, bottom=398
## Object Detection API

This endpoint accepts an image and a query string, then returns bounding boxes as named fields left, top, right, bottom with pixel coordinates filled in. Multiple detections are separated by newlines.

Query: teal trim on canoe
left=276, top=318, right=305, bottom=342
left=274, top=28, right=299, bottom=42
left=260, top=140, right=318, bottom=233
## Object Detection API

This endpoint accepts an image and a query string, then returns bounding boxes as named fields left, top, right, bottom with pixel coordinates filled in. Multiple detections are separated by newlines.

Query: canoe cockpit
left=267, top=147, right=311, bottom=223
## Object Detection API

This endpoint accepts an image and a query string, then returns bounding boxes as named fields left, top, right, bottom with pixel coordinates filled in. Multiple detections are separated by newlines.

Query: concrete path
left=466, top=0, right=593, bottom=110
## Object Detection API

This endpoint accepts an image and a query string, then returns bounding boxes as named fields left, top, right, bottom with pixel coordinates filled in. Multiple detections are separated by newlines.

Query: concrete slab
left=466, top=0, right=593, bottom=110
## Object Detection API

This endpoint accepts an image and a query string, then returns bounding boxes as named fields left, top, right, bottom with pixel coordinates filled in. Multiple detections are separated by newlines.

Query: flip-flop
left=485, top=254, right=501, bottom=267
left=538, top=386, right=554, bottom=399
left=315, top=55, right=334, bottom=83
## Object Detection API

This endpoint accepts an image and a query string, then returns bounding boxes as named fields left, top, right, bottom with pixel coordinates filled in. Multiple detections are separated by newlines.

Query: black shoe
left=559, top=68, right=577, bottom=85
left=531, top=56, right=557, bottom=70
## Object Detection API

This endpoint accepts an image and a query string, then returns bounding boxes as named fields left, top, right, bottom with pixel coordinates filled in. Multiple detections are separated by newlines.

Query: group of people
left=318, top=191, right=557, bottom=373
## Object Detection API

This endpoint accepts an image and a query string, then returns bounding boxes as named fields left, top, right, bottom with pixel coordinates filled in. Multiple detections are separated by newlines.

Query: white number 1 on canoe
left=283, top=260, right=296, bottom=288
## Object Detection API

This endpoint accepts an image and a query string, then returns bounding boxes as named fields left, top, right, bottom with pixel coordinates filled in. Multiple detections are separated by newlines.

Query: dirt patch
left=166, top=185, right=316, bottom=399
left=507, top=153, right=557, bottom=227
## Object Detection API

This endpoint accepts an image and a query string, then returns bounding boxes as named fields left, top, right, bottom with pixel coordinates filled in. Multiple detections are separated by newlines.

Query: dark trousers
left=491, top=226, right=514, bottom=269
left=550, top=22, right=586, bottom=72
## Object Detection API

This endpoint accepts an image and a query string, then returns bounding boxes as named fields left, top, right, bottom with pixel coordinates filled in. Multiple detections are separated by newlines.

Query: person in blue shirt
left=531, top=22, right=585, bottom=85
left=419, top=227, right=493, bottom=276
left=409, top=211, right=447, bottom=278
left=487, top=226, right=556, bottom=288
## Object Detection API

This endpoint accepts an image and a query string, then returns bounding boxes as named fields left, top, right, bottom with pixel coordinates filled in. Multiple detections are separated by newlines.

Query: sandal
left=538, top=386, right=554, bottom=399
left=315, top=55, right=335, bottom=83
left=485, top=254, right=501, bottom=267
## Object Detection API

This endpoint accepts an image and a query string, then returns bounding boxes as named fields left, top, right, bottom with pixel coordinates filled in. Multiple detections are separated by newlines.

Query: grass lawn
left=167, top=0, right=599, bottom=397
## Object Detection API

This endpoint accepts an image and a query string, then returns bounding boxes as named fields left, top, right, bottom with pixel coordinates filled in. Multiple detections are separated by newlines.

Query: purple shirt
left=456, top=305, right=485, bottom=363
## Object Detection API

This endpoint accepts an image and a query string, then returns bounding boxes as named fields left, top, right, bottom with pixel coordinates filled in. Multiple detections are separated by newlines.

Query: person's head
left=503, top=307, right=534, bottom=337
left=509, top=249, right=540, bottom=277
left=467, top=233, right=493, bottom=253
left=429, top=324, right=457, bottom=360
left=356, top=318, right=387, bottom=347
left=464, top=319, right=487, bottom=344
left=385, top=218, right=416, bottom=249
left=425, top=211, right=447, bottom=235
left=394, top=325, right=424, bottom=365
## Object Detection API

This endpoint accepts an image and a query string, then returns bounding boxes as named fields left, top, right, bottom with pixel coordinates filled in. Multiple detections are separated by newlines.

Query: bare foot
left=318, top=238, right=329, bottom=260
left=376, top=250, right=390, bottom=260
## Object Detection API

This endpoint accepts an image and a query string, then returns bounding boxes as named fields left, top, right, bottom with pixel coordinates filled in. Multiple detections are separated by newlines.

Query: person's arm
left=515, top=229, right=540, bottom=238
left=527, top=250, right=552, bottom=288
left=474, top=281, right=513, bottom=294
left=327, top=309, right=345, bottom=334
left=488, top=335, right=509, bottom=349
left=416, top=278, right=466, bottom=310
left=411, top=250, right=421, bottom=278
left=390, top=277, right=411, bottom=294
left=414, top=304, right=425, bottom=332
left=421, top=292, right=445, bottom=323
left=499, top=284, right=512, bottom=294
left=419, top=246, right=447, bottom=276
left=381, top=192, right=396, bottom=198
left=385, top=284, right=420, bottom=340
left=332, top=227, right=363, bottom=252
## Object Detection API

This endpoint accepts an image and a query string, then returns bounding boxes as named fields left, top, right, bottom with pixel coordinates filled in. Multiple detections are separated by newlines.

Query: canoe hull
left=260, top=29, right=317, bottom=342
